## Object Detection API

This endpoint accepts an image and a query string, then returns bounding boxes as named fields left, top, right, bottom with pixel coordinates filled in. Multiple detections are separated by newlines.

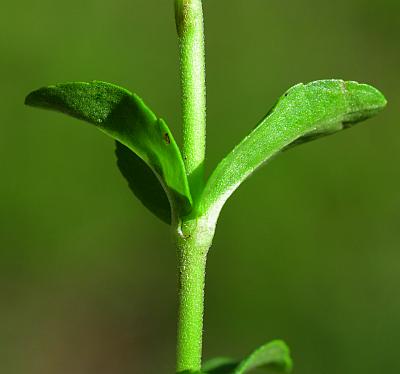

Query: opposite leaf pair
left=25, top=80, right=386, bottom=225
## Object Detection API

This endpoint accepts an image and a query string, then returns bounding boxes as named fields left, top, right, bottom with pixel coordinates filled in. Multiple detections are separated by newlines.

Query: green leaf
left=234, top=340, right=292, bottom=374
left=202, top=357, right=238, bottom=373
left=202, top=340, right=292, bottom=374
left=115, top=141, right=171, bottom=223
left=199, top=80, right=386, bottom=218
left=25, top=81, right=192, bottom=222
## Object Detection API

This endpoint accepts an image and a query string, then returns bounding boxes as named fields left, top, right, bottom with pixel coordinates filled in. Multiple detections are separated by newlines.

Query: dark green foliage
left=115, top=141, right=171, bottom=223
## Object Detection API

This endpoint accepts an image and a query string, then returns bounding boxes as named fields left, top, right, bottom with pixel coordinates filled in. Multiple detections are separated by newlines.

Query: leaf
left=25, top=81, right=192, bottom=222
left=202, top=357, right=239, bottom=373
left=202, top=340, right=292, bottom=374
left=115, top=141, right=171, bottom=223
left=199, top=80, right=386, bottom=218
left=234, top=340, right=292, bottom=374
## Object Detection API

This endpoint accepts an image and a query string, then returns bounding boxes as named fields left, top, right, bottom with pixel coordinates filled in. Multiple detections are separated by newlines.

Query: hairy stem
left=175, top=217, right=215, bottom=373
left=175, top=0, right=207, bottom=198
left=175, top=0, right=209, bottom=372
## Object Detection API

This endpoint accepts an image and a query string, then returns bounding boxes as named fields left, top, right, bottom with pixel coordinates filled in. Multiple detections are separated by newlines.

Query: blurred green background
left=1, top=0, right=399, bottom=373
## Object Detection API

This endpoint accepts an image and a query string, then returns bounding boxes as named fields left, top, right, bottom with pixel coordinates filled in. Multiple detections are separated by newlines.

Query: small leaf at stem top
left=202, top=340, right=292, bottom=374
left=25, top=81, right=192, bottom=223
left=199, top=79, right=386, bottom=220
left=233, top=340, right=292, bottom=373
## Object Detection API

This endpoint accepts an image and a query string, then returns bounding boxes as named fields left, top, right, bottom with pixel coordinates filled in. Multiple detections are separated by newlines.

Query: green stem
left=175, top=1, right=209, bottom=372
left=175, top=0, right=207, bottom=197
left=175, top=217, right=215, bottom=373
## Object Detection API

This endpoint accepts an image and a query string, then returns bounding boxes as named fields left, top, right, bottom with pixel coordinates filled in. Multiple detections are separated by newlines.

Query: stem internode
left=175, top=0, right=207, bottom=198
left=175, top=216, right=215, bottom=373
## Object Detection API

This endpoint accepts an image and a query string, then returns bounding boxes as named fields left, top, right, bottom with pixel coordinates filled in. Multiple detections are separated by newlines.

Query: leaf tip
left=24, top=89, right=38, bottom=107
left=343, top=81, right=387, bottom=124
left=266, top=339, right=293, bottom=373
left=24, top=85, right=58, bottom=110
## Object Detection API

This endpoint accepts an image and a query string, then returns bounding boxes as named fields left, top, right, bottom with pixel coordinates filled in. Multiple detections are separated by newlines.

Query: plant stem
left=175, top=1, right=209, bottom=372
left=175, top=0, right=207, bottom=197
left=175, top=218, right=214, bottom=373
